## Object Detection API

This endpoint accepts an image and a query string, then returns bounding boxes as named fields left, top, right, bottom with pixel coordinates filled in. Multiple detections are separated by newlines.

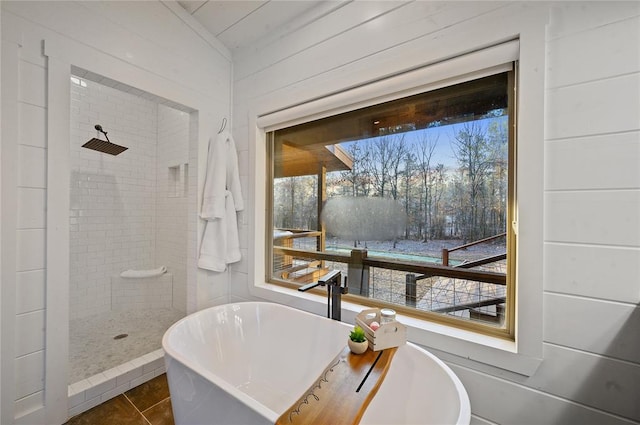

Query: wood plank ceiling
left=177, top=0, right=326, bottom=51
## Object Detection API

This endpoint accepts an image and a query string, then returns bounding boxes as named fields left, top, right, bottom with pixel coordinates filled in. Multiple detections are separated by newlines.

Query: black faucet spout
left=298, top=281, right=324, bottom=292
left=297, top=270, right=347, bottom=321
left=318, top=269, right=341, bottom=286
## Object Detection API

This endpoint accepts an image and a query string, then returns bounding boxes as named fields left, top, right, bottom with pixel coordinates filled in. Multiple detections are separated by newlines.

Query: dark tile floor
left=65, top=374, right=174, bottom=425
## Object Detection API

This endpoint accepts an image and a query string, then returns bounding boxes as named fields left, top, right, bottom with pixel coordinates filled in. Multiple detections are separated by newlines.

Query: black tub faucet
left=298, top=270, right=348, bottom=321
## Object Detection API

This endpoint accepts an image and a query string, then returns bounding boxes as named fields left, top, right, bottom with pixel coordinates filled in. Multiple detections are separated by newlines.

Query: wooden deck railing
left=274, top=233, right=508, bottom=315
left=273, top=230, right=323, bottom=241
left=273, top=246, right=506, bottom=286
left=362, top=257, right=506, bottom=285
left=441, top=232, right=506, bottom=266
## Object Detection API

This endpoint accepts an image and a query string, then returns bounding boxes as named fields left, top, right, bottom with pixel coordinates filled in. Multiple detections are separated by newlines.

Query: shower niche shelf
left=168, top=163, right=189, bottom=197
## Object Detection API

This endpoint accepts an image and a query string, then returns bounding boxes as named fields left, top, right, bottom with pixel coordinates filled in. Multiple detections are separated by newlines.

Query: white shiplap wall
left=0, top=1, right=231, bottom=423
left=231, top=2, right=640, bottom=424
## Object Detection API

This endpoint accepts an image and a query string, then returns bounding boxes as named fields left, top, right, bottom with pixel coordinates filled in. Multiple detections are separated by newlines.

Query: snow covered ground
left=325, top=236, right=506, bottom=263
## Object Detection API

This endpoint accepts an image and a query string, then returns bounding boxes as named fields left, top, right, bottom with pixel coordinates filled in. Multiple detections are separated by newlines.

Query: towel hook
left=218, top=118, right=227, bottom=134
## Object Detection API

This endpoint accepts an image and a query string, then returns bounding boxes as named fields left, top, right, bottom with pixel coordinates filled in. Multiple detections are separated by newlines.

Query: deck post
left=348, top=248, right=369, bottom=297
left=406, top=273, right=417, bottom=307
left=317, top=165, right=326, bottom=269
left=442, top=248, right=449, bottom=266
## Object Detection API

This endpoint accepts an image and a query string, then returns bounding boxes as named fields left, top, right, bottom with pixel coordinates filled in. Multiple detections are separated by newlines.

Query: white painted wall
left=232, top=2, right=640, bottom=424
left=1, top=1, right=231, bottom=423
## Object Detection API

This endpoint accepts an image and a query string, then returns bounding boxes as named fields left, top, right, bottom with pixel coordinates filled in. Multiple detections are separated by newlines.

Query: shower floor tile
left=69, top=308, right=185, bottom=384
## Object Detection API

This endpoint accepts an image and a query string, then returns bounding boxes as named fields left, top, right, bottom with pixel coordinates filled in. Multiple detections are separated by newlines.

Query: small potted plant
left=348, top=326, right=369, bottom=354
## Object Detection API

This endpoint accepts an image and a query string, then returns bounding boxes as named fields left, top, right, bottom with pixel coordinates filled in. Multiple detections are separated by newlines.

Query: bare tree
left=273, top=175, right=317, bottom=230
left=388, top=134, right=409, bottom=201
left=486, top=119, right=509, bottom=234
left=452, top=122, right=503, bottom=242
left=401, top=151, right=416, bottom=238
left=365, top=135, right=408, bottom=199
left=339, top=143, right=371, bottom=197
left=416, top=133, right=438, bottom=241
left=430, top=163, right=447, bottom=239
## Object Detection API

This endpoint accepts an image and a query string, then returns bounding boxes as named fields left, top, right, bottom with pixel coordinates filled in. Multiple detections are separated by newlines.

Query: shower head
left=82, top=138, right=128, bottom=156
left=82, top=124, right=128, bottom=156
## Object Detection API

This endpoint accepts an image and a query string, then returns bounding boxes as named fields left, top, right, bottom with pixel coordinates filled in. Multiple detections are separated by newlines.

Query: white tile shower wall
left=156, top=104, right=190, bottom=313
left=69, top=79, right=158, bottom=320
left=111, top=274, right=173, bottom=311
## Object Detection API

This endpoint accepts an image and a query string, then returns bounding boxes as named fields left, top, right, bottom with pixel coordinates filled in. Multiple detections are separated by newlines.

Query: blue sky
left=342, top=115, right=508, bottom=169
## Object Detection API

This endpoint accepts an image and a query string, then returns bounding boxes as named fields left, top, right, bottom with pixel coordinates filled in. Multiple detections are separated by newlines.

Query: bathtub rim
left=162, top=301, right=471, bottom=424
left=380, top=341, right=471, bottom=425
left=163, top=301, right=331, bottom=422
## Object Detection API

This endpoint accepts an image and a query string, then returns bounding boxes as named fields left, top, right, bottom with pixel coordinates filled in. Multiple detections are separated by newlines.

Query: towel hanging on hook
left=218, top=118, right=227, bottom=134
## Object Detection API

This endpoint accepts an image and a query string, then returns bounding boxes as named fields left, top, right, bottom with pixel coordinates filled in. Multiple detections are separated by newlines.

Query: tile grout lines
left=123, top=390, right=173, bottom=424
left=123, top=393, right=152, bottom=425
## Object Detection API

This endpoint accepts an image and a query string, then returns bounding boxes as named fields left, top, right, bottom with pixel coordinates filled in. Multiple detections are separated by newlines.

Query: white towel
left=200, top=130, right=244, bottom=220
left=198, top=191, right=241, bottom=272
left=198, top=129, right=244, bottom=272
left=120, top=266, right=167, bottom=279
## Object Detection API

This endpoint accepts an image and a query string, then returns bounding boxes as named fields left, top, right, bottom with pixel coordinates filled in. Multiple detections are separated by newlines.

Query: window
left=266, top=68, right=516, bottom=339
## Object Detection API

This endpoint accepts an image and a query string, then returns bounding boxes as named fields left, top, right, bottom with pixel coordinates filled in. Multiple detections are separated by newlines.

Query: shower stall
left=68, top=70, right=196, bottom=391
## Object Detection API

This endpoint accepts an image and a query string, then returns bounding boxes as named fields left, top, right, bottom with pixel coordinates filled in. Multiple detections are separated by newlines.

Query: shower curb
left=67, top=348, right=166, bottom=418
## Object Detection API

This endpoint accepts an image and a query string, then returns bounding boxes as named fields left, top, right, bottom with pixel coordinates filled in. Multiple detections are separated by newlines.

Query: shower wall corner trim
left=44, top=42, right=72, bottom=425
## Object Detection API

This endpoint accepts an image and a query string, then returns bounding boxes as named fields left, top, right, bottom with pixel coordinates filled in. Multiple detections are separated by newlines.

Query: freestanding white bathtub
left=162, top=302, right=470, bottom=425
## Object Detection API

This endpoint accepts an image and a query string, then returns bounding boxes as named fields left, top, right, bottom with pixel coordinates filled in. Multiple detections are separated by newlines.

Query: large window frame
left=265, top=69, right=517, bottom=340
left=248, top=35, right=544, bottom=376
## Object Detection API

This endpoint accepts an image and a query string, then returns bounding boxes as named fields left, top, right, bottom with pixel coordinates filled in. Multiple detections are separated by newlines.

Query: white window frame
left=247, top=24, right=545, bottom=376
